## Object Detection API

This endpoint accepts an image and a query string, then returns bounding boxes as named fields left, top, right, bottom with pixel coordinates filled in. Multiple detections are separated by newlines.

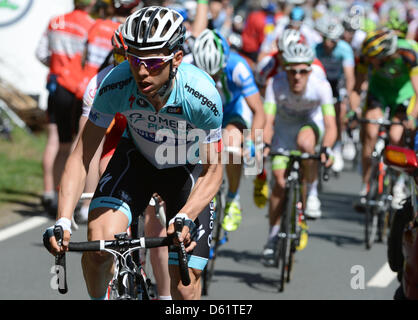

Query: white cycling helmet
left=315, top=15, right=344, bottom=40
left=122, top=6, right=186, bottom=51
left=192, top=29, right=229, bottom=76
left=278, top=29, right=302, bottom=52
left=282, top=43, right=314, bottom=65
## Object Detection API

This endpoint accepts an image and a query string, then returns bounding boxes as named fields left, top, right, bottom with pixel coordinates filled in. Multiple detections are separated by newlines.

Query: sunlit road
left=0, top=161, right=399, bottom=300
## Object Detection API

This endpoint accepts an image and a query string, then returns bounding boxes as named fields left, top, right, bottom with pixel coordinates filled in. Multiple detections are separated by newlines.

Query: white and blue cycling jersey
left=218, top=51, right=259, bottom=128
left=314, top=40, right=355, bottom=82
left=89, top=60, right=223, bottom=169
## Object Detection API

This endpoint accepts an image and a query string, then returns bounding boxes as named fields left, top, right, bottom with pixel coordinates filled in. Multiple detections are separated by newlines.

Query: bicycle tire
left=277, top=183, right=294, bottom=292
left=286, top=188, right=301, bottom=284
left=378, top=169, right=394, bottom=244
left=202, top=193, right=224, bottom=296
left=365, top=165, right=379, bottom=250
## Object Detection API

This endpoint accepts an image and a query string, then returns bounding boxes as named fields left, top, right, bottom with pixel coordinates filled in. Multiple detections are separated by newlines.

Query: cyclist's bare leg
left=144, top=203, right=171, bottom=298
left=361, top=107, right=383, bottom=184
left=81, top=207, right=130, bottom=299
left=224, top=124, right=243, bottom=196
left=297, top=127, right=317, bottom=206
left=169, top=265, right=202, bottom=300
left=42, top=123, right=59, bottom=196
left=389, top=114, right=406, bottom=146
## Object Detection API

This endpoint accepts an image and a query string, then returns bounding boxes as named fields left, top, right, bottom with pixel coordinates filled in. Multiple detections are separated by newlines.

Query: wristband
left=56, top=217, right=72, bottom=235
left=197, top=0, right=208, bottom=4
left=408, top=115, right=417, bottom=129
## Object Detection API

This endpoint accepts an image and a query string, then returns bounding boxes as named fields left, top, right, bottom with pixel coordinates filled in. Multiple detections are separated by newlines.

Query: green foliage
left=0, top=127, right=46, bottom=205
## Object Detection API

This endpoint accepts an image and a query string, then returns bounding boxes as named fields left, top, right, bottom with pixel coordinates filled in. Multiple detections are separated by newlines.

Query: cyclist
left=43, top=6, right=223, bottom=300
left=192, top=28, right=266, bottom=232
left=258, top=5, right=322, bottom=62
left=253, top=28, right=327, bottom=210
left=314, top=14, right=355, bottom=174
left=349, top=28, right=418, bottom=210
left=261, top=42, right=337, bottom=265
left=75, top=0, right=138, bottom=222
left=255, top=28, right=327, bottom=97
left=35, top=0, right=96, bottom=216
left=76, top=24, right=172, bottom=300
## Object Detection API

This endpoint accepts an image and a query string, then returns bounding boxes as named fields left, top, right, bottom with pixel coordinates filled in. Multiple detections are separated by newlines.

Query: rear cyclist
left=314, top=14, right=356, bottom=174
left=261, top=43, right=337, bottom=265
left=350, top=28, right=418, bottom=210
left=43, top=6, right=223, bottom=300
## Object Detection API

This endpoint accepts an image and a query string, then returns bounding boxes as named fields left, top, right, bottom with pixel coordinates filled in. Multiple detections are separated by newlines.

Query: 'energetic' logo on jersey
left=185, top=83, right=220, bottom=117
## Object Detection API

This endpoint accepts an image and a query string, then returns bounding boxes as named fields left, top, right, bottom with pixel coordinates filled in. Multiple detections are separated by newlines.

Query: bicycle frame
left=359, top=116, right=405, bottom=249
left=270, top=149, right=328, bottom=292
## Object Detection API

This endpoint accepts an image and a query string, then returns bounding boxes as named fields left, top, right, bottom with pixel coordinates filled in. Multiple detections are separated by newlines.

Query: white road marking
left=0, top=217, right=49, bottom=242
left=367, top=262, right=397, bottom=288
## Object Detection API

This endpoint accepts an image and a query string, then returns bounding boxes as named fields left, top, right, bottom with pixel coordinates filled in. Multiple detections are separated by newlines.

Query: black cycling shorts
left=47, top=83, right=81, bottom=143
left=89, top=137, right=214, bottom=270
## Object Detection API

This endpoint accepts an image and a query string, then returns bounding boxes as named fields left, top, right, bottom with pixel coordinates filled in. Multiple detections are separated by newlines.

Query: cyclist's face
left=128, top=48, right=183, bottom=97
left=367, top=55, right=389, bottom=69
left=285, top=63, right=312, bottom=94
left=324, top=38, right=337, bottom=51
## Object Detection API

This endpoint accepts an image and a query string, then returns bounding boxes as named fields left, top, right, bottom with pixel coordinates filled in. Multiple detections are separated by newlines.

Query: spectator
left=36, top=0, right=96, bottom=216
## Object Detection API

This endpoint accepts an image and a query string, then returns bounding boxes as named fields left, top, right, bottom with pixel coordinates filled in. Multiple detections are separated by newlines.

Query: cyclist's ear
left=173, top=50, right=183, bottom=68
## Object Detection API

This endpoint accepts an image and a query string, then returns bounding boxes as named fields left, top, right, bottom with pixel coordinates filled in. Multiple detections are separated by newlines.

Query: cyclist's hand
left=404, top=115, right=417, bottom=131
left=345, top=109, right=360, bottom=129
left=167, top=214, right=197, bottom=252
left=320, top=146, right=334, bottom=168
left=42, top=218, right=72, bottom=256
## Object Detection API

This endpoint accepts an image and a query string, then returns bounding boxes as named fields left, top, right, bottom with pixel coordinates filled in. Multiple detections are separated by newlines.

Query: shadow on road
left=319, top=192, right=364, bottom=224
left=308, top=231, right=364, bottom=247
left=212, top=268, right=281, bottom=294
left=0, top=188, right=44, bottom=217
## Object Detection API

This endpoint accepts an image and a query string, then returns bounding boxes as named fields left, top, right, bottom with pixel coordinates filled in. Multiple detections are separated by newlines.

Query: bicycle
left=356, top=114, right=408, bottom=250
left=71, top=192, right=167, bottom=299
left=269, top=148, right=329, bottom=292
left=49, top=217, right=189, bottom=300
left=201, top=177, right=228, bottom=296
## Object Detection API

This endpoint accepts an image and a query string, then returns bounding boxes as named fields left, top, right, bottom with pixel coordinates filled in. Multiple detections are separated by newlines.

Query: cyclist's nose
left=136, top=63, right=149, bottom=77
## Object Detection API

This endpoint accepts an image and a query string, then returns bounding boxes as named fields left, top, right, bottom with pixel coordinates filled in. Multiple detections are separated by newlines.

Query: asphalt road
left=0, top=160, right=400, bottom=300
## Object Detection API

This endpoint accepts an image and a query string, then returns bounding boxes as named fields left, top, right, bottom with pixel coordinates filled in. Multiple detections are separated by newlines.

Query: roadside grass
left=0, top=127, right=46, bottom=208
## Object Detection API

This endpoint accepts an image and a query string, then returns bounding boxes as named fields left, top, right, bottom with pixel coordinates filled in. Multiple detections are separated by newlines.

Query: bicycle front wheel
left=277, top=184, right=294, bottom=292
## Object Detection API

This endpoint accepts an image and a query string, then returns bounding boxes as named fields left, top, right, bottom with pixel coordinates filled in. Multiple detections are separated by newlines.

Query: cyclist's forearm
left=180, top=162, right=223, bottom=221
left=322, top=115, right=338, bottom=148
left=344, top=66, right=355, bottom=98
left=349, top=90, right=362, bottom=112
left=57, top=153, right=88, bottom=221
left=247, top=94, right=266, bottom=142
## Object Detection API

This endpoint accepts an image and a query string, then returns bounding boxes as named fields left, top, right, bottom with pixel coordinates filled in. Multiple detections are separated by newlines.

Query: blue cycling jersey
left=218, top=51, right=259, bottom=127
left=314, top=40, right=354, bottom=81
left=89, top=61, right=223, bottom=169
